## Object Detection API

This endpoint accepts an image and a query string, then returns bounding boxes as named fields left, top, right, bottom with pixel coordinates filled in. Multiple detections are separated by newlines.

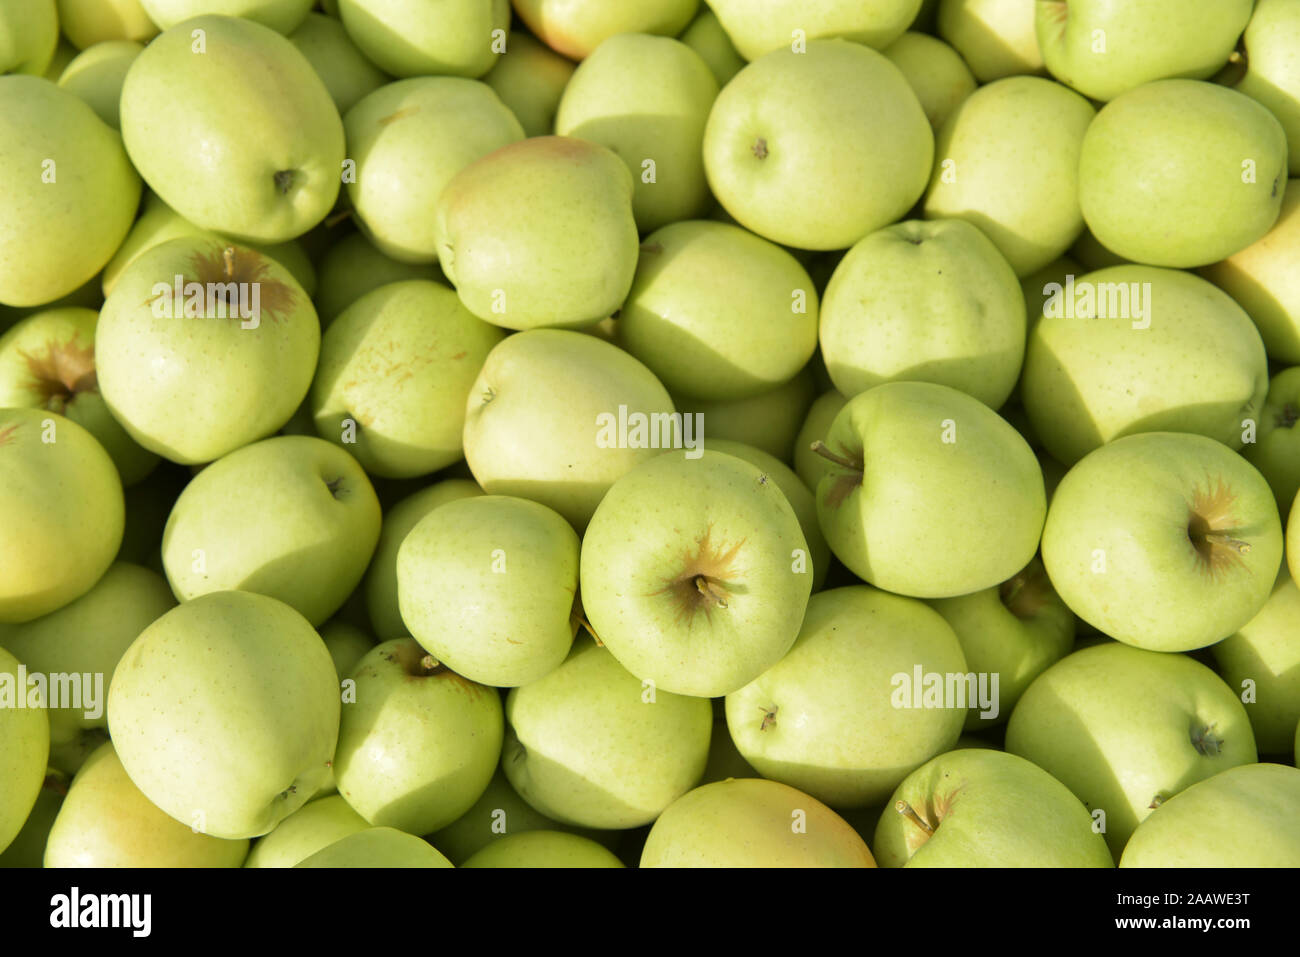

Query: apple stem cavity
left=1191, top=722, right=1225, bottom=756
left=809, top=441, right=861, bottom=472
left=1201, top=532, right=1251, bottom=554
left=895, top=800, right=935, bottom=835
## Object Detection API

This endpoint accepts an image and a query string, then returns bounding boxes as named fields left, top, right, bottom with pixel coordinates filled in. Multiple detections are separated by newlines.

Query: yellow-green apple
left=119, top=15, right=344, bottom=243
left=580, top=451, right=812, bottom=697
left=56, top=40, right=141, bottom=128
left=42, top=39, right=75, bottom=80
left=336, top=0, right=507, bottom=78
left=641, top=778, right=876, bottom=867
left=883, top=31, right=976, bottom=130
left=1291, top=495, right=1300, bottom=584
left=162, top=436, right=381, bottom=626
left=313, top=232, right=441, bottom=328
left=706, top=0, right=919, bottom=60
left=703, top=40, right=932, bottom=251
left=511, top=0, right=696, bottom=60
left=1069, top=226, right=1131, bottom=271
left=937, top=0, right=1043, bottom=82
left=296, top=827, right=453, bottom=867
left=813, top=381, right=1046, bottom=597
left=1006, top=642, right=1258, bottom=857
left=288, top=11, right=387, bottom=114
left=617, top=220, right=818, bottom=401
left=679, top=8, right=743, bottom=86
left=1019, top=254, right=1080, bottom=333
left=0, top=774, right=64, bottom=867
left=0, top=0, right=57, bottom=73
left=727, top=586, right=967, bottom=808
left=344, top=77, right=523, bottom=264
left=140, top=0, right=313, bottom=33
left=482, top=31, right=574, bottom=138
left=674, top=365, right=816, bottom=463
left=462, top=830, right=622, bottom=868
left=922, top=76, right=1094, bottom=276
left=1242, top=367, right=1300, bottom=518
left=1078, top=80, right=1287, bottom=268
left=794, top=389, right=847, bottom=491
left=433, top=136, right=638, bottom=329
left=318, top=621, right=374, bottom=682
left=1041, top=432, right=1283, bottom=652
left=55, top=0, right=158, bottom=48
left=107, top=591, right=341, bottom=839
left=0, top=646, right=49, bottom=853
left=1235, top=0, right=1300, bottom=175
left=244, top=794, right=368, bottom=868
left=0, top=77, right=140, bottom=307
left=504, top=634, right=711, bottom=828
left=0, top=408, right=123, bottom=623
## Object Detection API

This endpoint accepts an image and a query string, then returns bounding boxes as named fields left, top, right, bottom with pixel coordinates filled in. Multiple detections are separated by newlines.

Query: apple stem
left=418, top=654, right=446, bottom=676
left=894, top=800, right=934, bottom=835
left=694, top=576, right=728, bottom=608
left=222, top=246, right=235, bottom=279
left=809, top=441, right=862, bottom=472
left=1203, top=533, right=1251, bottom=553
left=573, top=612, right=605, bottom=647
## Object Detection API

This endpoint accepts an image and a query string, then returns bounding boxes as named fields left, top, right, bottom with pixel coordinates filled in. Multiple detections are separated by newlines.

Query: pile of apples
left=2, top=0, right=1300, bottom=870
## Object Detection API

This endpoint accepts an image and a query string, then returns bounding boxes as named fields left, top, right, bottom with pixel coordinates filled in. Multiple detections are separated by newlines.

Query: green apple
left=883, top=31, right=977, bottom=130
left=1119, top=762, right=1300, bottom=867
left=56, top=40, right=142, bottom=128
left=813, top=381, right=1045, bottom=598
left=1202, top=181, right=1300, bottom=364
left=874, top=748, right=1112, bottom=867
left=1236, top=0, right=1300, bottom=175
left=556, top=34, right=717, bottom=233
left=334, top=638, right=502, bottom=834
left=313, top=232, right=442, bottom=328
left=107, top=591, right=340, bottom=840
left=707, top=0, right=919, bottom=60
left=140, top=0, right=312, bottom=33
left=0, top=408, right=124, bottom=624
left=794, top=389, right=848, bottom=492
left=703, top=40, right=932, bottom=251
left=1037, top=0, right=1253, bottom=102
left=311, top=280, right=504, bottom=478
left=461, top=329, right=675, bottom=529
left=398, top=495, right=579, bottom=688
left=937, top=0, right=1043, bottom=82
left=97, top=237, right=321, bottom=464
left=462, top=831, right=622, bottom=868
left=336, top=0, right=507, bottom=78
left=927, top=558, right=1074, bottom=732
left=511, top=0, right=697, bottom=61
left=433, top=136, right=638, bottom=330
left=1242, top=367, right=1300, bottom=518
left=1041, top=432, right=1283, bottom=652
left=0, top=646, right=49, bottom=854
left=679, top=8, right=744, bottom=87
left=45, top=741, right=249, bottom=867
left=922, top=76, right=1095, bottom=276
left=120, top=15, right=344, bottom=243
left=1291, top=493, right=1300, bottom=585
left=640, top=778, right=876, bottom=867
left=1212, top=568, right=1300, bottom=756
left=344, top=77, right=523, bottom=264
left=674, top=365, right=816, bottom=463
left=0, top=773, right=64, bottom=868
left=616, top=220, right=818, bottom=401
left=162, top=436, right=381, bottom=626
left=1079, top=80, right=1287, bottom=268
left=0, top=307, right=159, bottom=485
left=482, top=31, right=574, bottom=138
left=0, top=0, right=57, bottom=74
left=364, top=479, right=483, bottom=641
left=820, top=218, right=1024, bottom=409
left=1022, top=265, right=1269, bottom=466
left=318, top=620, right=374, bottom=683
left=581, top=451, right=812, bottom=697
left=1069, top=227, right=1131, bottom=271
left=1019, top=254, right=1080, bottom=333
left=288, top=11, right=387, bottom=115
left=503, top=635, right=711, bottom=829
left=0, top=562, right=175, bottom=775
left=296, top=827, right=453, bottom=867
left=727, top=586, right=968, bottom=808
left=55, top=0, right=158, bottom=48
left=244, top=794, right=368, bottom=868
left=0, top=77, right=140, bottom=307
left=1006, top=642, right=1257, bottom=857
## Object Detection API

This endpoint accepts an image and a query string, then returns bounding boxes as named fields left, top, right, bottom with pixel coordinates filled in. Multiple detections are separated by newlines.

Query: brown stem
left=809, top=440, right=861, bottom=471
left=895, top=800, right=934, bottom=834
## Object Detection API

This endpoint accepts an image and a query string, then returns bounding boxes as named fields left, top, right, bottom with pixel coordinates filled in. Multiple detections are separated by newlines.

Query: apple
left=1078, top=80, right=1287, bottom=268
left=640, top=778, right=876, bottom=867
left=1005, top=642, right=1257, bottom=858
left=0, top=77, right=141, bottom=307
left=0, top=0, right=57, bottom=74
left=1291, top=493, right=1300, bottom=585
left=706, top=0, right=920, bottom=60
left=296, top=827, right=453, bottom=868
left=819, top=218, right=1024, bottom=409
left=921, top=76, right=1095, bottom=277
left=703, top=40, right=932, bottom=252
left=883, top=32, right=976, bottom=132
left=511, top=0, right=697, bottom=61
left=674, top=366, right=816, bottom=463
left=679, top=8, right=744, bottom=87
left=813, top=381, right=1046, bottom=598
left=1041, top=432, right=1283, bottom=653
left=461, top=329, right=675, bottom=529
left=56, top=40, right=142, bottom=128
left=244, top=794, right=368, bottom=868
left=114, top=462, right=188, bottom=569
left=1119, top=763, right=1300, bottom=867
left=1036, top=0, right=1253, bottom=102
left=44, top=741, right=249, bottom=867
left=0, top=408, right=124, bottom=624
left=0, top=773, right=64, bottom=868
left=936, top=0, right=1043, bottom=82
left=107, top=590, right=341, bottom=840
left=1242, top=367, right=1300, bottom=519
left=336, top=0, right=507, bottom=78
left=318, top=621, right=374, bottom=683
left=139, top=0, right=313, bottom=34
left=794, top=389, right=848, bottom=492
left=727, top=586, right=968, bottom=808
left=1236, top=0, right=1300, bottom=176
left=556, top=34, right=717, bottom=233
left=0, top=646, right=49, bottom=854
left=482, top=31, right=574, bottom=138
left=288, top=11, right=388, bottom=115
left=344, top=77, right=523, bottom=264
left=462, top=830, right=623, bottom=868
left=433, top=136, right=639, bottom=330
left=1021, top=265, right=1270, bottom=466
left=55, top=0, right=158, bottom=49
left=616, top=220, right=819, bottom=402
left=580, top=450, right=812, bottom=697
left=873, top=748, right=1112, bottom=867
left=1069, top=227, right=1130, bottom=272
left=1018, top=254, right=1080, bottom=333
left=313, top=232, right=442, bottom=328
left=162, top=435, right=381, bottom=626
left=333, top=638, right=503, bottom=835
left=96, top=237, right=321, bottom=464
left=119, top=15, right=344, bottom=243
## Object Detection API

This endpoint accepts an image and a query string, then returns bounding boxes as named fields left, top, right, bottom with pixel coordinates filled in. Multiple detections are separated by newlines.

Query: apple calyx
left=324, top=475, right=349, bottom=500
left=758, top=705, right=777, bottom=732
left=1190, top=722, right=1225, bottom=756
left=19, top=335, right=98, bottom=413
left=751, top=137, right=768, bottom=160
left=1186, top=478, right=1254, bottom=576
left=273, top=169, right=299, bottom=195
left=0, top=423, right=18, bottom=446
left=1276, top=402, right=1299, bottom=430
left=653, top=525, right=744, bottom=626
left=810, top=440, right=864, bottom=508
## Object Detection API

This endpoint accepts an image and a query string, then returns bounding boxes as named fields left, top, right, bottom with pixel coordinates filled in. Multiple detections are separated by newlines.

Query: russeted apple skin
left=873, top=749, right=1113, bottom=868
left=295, top=827, right=453, bottom=868
left=511, top=0, right=698, bottom=61
left=813, top=381, right=1046, bottom=599
left=640, top=778, right=876, bottom=868
left=0, top=646, right=49, bottom=855
left=337, top=0, right=508, bottom=78
left=707, top=0, right=918, bottom=60
left=1119, top=763, right=1300, bottom=867
left=1005, top=642, right=1257, bottom=859
left=461, top=830, right=624, bottom=869
left=1041, top=432, right=1283, bottom=653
